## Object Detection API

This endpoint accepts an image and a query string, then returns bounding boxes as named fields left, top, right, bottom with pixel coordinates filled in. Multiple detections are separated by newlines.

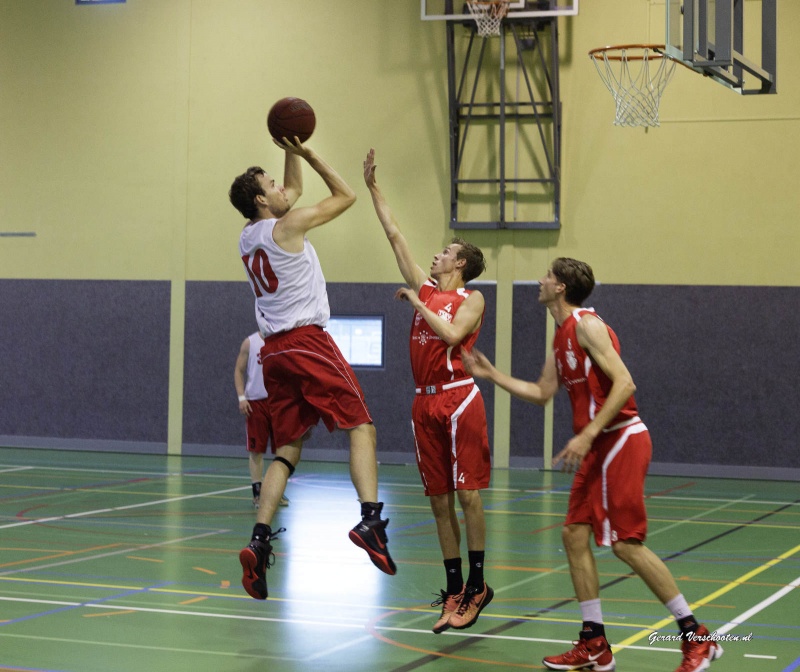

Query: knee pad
left=273, top=455, right=296, bottom=477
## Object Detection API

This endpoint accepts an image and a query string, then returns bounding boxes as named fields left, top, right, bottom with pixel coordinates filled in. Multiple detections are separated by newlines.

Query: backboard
left=664, top=0, right=776, bottom=94
left=421, top=0, right=579, bottom=21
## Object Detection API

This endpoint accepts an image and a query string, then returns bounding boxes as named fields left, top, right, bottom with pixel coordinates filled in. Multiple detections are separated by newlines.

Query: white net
left=466, top=0, right=510, bottom=38
left=590, top=46, right=677, bottom=127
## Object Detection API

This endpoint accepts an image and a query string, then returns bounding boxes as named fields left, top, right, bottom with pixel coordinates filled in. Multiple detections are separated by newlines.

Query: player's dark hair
left=551, top=257, right=595, bottom=305
left=229, top=166, right=266, bottom=220
left=451, top=237, right=486, bottom=283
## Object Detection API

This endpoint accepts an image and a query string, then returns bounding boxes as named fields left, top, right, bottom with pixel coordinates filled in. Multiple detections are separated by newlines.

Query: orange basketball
left=267, top=97, right=316, bottom=143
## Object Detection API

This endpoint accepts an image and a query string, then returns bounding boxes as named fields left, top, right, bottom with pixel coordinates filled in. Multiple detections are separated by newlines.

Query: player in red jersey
left=364, top=149, right=493, bottom=633
left=229, top=137, right=396, bottom=601
left=464, top=258, right=722, bottom=672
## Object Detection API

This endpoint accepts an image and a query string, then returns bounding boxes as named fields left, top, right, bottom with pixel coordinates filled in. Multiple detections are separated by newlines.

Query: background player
left=364, top=148, right=493, bottom=633
left=233, top=332, right=288, bottom=509
left=229, top=136, right=396, bottom=601
left=463, top=258, right=722, bottom=672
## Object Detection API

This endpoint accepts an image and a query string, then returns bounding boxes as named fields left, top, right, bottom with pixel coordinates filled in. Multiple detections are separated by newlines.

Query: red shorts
left=412, top=381, right=491, bottom=496
left=565, top=420, right=652, bottom=546
left=245, top=398, right=274, bottom=455
left=261, top=325, right=373, bottom=447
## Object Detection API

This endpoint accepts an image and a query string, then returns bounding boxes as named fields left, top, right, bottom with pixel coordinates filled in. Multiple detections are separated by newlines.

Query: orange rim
left=588, top=44, right=667, bottom=62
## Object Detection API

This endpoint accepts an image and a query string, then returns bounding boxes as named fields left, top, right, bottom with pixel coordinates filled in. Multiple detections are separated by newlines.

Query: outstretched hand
left=364, top=148, right=377, bottom=188
left=552, top=433, right=592, bottom=473
left=461, top=347, right=494, bottom=380
left=395, top=286, right=418, bottom=305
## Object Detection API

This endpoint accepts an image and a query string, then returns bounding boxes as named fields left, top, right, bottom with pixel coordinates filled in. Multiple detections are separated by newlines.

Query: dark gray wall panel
left=182, top=281, right=257, bottom=451
left=0, top=279, right=170, bottom=443
left=510, top=284, right=547, bottom=459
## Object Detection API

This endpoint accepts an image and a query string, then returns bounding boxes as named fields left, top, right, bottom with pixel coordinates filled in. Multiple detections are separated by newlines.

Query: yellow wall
left=2, top=0, right=795, bottom=284
left=2, top=0, right=796, bottom=457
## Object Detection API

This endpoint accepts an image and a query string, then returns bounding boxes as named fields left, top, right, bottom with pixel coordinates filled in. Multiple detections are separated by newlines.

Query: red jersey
left=553, top=308, right=639, bottom=435
left=409, top=280, right=483, bottom=387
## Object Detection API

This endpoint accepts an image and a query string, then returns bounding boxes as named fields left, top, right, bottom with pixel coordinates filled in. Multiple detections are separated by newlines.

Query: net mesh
left=466, top=0, right=510, bottom=37
left=590, top=46, right=677, bottom=127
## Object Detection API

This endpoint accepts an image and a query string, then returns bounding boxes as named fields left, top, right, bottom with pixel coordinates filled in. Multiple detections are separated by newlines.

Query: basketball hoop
left=589, top=44, right=677, bottom=128
left=466, top=0, right=510, bottom=38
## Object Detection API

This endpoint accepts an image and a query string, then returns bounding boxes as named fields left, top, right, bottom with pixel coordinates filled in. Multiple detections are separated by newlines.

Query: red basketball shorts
left=245, top=398, right=274, bottom=455
left=412, top=382, right=491, bottom=496
left=565, top=420, right=652, bottom=546
left=260, top=325, right=373, bottom=447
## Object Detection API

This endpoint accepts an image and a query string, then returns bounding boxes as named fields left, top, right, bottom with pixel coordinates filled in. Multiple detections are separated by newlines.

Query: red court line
left=646, top=481, right=697, bottom=498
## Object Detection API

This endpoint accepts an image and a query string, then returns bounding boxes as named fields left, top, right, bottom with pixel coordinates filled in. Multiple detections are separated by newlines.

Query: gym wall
left=1, top=0, right=798, bottom=478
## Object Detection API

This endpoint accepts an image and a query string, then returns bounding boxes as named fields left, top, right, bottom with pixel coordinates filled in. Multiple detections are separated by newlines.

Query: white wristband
left=238, top=395, right=246, bottom=402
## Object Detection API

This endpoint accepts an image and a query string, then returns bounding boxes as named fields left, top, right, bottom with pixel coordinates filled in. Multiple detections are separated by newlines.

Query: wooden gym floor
left=1, top=447, right=798, bottom=671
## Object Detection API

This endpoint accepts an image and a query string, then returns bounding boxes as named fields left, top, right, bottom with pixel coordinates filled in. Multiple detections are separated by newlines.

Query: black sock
left=678, top=615, right=699, bottom=637
left=580, top=621, right=606, bottom=640
left=252, top=522, right=271, bottom=542
left=252, top=482, right=261, bottom=497
left=443, top=557, right=463, bottom=595
left=361, top=501, right=383, bottom=520
left=466, top=550, right=485, bottom=590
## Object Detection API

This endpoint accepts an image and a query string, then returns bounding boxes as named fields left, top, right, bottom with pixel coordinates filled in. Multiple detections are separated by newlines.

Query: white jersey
left=239, top=218, right=330, bottom=337
left=244, top=332, right=268, bottom=401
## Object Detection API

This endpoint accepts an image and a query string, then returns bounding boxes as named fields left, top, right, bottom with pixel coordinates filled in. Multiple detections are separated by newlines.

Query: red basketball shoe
left=542, top=634, right=616, bottom=671
left=674, top=625, right=724, bottom=672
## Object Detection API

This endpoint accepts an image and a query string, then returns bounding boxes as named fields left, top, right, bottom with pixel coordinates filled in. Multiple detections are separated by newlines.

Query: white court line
left=745, top=654, right=779, bottom=659
left=0, top=466, right=34, bottom=474
left=302, top=635, right=376, bottom=661
left=0, top=596, right=78, bottom=607
left=0, top=529, right=228, bottom=576
left=0, top=632, right=306, bottom=662
left=0, top=485, right=248, bottom=530
left=3, top=462, right=799, bottom=506
left=0, top=597, right=685, bottom=657
left=0, top=463, right=258, bottom=481
left=716, top=574, right=800, bottom=635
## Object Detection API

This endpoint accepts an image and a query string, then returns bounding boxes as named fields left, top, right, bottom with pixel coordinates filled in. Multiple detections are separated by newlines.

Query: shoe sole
left=449, top=585, right=494, bottom=630
left=239, top=547, right=267, bottom=600
left=542, top=657, right=616, bottom=672
left=348, top=530, right=397, bottom=575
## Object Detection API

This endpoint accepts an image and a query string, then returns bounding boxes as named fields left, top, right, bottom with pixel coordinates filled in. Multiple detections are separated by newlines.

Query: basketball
left=267, top=97, right=316, bottom=143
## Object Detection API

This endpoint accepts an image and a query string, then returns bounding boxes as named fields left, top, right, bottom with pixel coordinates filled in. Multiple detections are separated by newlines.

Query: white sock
left=580, top=598, right=603, bottom=624
left=665, top=594, right=693, bottom=621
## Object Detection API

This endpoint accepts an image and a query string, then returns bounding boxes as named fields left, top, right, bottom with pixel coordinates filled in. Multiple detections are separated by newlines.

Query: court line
left=716, top=573, right=800, bottom=634
left=0, top=530, right=227, bottom=576
left=0, top=631, right=307, bottom=663
left=0, top=466, right=33, bottom=475
left=0, top=485, right=247, bottom=530
left=614, top=541, right=800, bottom=649
left=3, top=461, right=799, bottom=507
left=0, top=599, right=686, bottom=657
left=494, top=494, right=752, bottom=597
left=783, top=655, right=800, bottom=672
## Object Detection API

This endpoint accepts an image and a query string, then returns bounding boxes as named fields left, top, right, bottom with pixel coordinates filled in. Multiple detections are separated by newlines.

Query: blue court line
left=783, top=656, right=800, bottom=672
left=0, top=582, right=173, bottom=627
